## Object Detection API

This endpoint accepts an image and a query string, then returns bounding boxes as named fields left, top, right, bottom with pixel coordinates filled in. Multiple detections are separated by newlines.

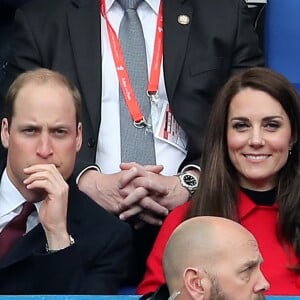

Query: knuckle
left=141, top=197, right=153, bottom=210
left=136, top=186, right=147, bottom=197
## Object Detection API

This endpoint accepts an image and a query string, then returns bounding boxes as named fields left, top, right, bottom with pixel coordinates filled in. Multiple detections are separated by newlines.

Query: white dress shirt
left=97, top=0, right=187, bottom=175
left=0, top=169, right=40, bottom=233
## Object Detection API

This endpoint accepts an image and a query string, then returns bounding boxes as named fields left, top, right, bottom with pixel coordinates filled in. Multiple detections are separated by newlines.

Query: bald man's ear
left=183, top=267, right=212, bottom=300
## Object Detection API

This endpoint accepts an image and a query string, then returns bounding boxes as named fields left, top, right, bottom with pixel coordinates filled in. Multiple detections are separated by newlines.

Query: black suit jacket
left=139, top=284, right=169, bottom=300
left=0, top=1, right=30, bottom=84
left=0, top=0, right=263, bottom=171
left=0, top=168, right=133, bottom=295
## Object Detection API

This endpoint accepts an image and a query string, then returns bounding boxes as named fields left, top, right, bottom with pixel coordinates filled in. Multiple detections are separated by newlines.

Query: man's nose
left=254, top=270, right=270, bottom=294
left=36, top=133, right=53, bottom=158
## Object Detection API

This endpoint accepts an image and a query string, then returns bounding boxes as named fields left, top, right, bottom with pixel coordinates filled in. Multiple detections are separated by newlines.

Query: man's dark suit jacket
left=0, top=0, right=263, bottom=284
left=0, top=166, right=133, bottom=295
left=139, top=285, right=169, bottom=300
left=0, top=0, right=29, bottom=81
left=0, top=0, right=263, bottom=170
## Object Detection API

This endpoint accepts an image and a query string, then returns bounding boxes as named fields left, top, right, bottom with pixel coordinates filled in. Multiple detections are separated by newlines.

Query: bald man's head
left=162, top=216, right=269, bottom=300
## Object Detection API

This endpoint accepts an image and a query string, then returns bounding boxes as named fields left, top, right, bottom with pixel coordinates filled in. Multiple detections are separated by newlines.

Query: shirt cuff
left=75, top=165, right=101, bottom=185
left=181, top=164, right=201, bottom=174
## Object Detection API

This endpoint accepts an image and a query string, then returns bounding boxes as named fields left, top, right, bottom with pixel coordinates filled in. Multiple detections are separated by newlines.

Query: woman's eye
left=232, top=122, right=249, bottom=130
left=265, top=121, right=280, bottom=130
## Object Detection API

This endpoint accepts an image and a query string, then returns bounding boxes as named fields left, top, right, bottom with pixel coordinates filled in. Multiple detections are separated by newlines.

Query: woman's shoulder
left=170, top=201, right=191, bottom=218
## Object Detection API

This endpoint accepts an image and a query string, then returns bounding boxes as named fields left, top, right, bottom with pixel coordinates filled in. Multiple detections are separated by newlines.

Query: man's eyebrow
left=17, top=123, right=40, bottom=128
left=49, top=124, right=70, bottom=129
left=17, top=123, right=71, bottom=130
left=240, top=258, right=261, bottom=270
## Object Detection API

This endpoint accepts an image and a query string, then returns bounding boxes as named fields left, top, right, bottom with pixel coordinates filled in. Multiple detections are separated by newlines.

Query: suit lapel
left=0, top=178, right=81, bottom=270
left=0, top=224, right=45, bottom=269
left=68, top=0, right=102, bottom=134
left=0, top=163, right=45, bottom=269
left=0, top=176, right=80, bottom=270
left=163, top=0, right=192, bottom=101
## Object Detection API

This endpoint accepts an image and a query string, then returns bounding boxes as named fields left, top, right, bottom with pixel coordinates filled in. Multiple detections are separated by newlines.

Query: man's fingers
left=132, top=177, right=168, bottom=195
left=139, top=197, right=168, bottom=216
left=118, top=167, right=141, bottom=189
left=121, top=190, right=168, bottom=216
left=144, top=164, right=164, bottom=174
left=23, top=164, right=64, bottom=185
left=119, top=187, right=148, bottom=209
left=120, top=163, right=163, bottom=174
left=138, top=212, right=164, bottom=226
left=119, top=205, right=143, bottom=220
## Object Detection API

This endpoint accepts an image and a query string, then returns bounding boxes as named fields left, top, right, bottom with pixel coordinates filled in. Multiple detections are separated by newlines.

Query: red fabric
left=137, top=202, right=190, bottom=295
left=137, top=192, right=300, bottom=295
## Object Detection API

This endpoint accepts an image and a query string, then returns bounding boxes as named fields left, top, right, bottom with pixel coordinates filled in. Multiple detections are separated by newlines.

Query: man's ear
left=75, top=122, right=83, bottom=152
left=1, top=118, right=10, bottom=149
left=183, top=267, right=212, bottom=300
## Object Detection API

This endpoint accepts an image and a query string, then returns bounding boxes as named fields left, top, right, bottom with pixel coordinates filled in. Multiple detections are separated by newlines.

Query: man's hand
left=23, top=164, right=70, bottom=250
left=117, top=163, right=169, bottom=225
left=77, top=165, right=168, bottom=217
left=78, top=162, right=192, bottom=227
left=118, top=163, right=190, bottom=224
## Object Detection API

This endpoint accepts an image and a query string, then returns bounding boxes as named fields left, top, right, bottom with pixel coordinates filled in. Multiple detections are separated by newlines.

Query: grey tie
left=118, top=0, right=156, bottom=165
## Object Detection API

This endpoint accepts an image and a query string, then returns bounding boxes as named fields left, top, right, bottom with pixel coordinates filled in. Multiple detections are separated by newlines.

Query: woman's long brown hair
left=187, top=67, right=300, bottom=272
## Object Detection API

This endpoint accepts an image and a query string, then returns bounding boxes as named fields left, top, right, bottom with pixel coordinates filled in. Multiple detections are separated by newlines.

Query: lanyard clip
left=147, top=91, right=159, bottom=104
left=134, top=117, right=148, bottom=129
left=133, top=117, right=152, bottom=129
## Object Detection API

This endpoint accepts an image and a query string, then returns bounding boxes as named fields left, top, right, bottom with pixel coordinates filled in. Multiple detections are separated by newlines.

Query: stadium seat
left=264, top=0, right=300, bottom=92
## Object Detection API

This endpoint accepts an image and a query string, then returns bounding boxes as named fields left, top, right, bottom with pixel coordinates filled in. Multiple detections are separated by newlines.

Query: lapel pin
left=177, top=15, right=190, bottom=25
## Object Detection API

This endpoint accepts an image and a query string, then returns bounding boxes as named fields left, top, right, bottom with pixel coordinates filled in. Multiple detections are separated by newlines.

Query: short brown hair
left=4, top=68, right=81, bottom=125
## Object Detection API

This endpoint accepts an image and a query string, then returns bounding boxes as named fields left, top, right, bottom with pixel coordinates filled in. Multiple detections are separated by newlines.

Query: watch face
left=183, top=173, right=198, bottom=187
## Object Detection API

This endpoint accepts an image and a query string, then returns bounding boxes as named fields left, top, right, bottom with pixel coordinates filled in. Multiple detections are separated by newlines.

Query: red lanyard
left=100, top=0, right=163, bottom=127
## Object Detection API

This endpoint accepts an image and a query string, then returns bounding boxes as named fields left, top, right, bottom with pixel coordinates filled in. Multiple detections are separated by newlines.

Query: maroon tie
left=0, top=202, right=35, bottom=259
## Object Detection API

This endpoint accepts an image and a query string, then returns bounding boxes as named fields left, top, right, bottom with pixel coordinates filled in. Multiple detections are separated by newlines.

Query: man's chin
left=29, top=188, right=48, bottom=203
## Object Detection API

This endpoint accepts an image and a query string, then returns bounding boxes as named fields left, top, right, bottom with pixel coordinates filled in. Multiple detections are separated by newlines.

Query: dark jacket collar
left=139, top=284, right=170, bottom=300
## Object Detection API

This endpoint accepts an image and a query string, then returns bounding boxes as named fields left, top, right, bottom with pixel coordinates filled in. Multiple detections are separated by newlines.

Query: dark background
left=0, top=1, right=266, bottom=82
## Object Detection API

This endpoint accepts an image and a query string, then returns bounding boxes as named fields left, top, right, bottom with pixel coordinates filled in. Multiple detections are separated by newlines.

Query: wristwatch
left=177, top=172, right=199, bottom=195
